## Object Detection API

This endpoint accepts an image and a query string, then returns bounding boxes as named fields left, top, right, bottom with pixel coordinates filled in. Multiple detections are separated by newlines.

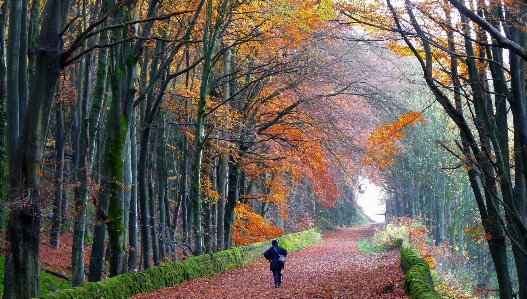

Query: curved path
left=132, top=224, right=408, bottom=299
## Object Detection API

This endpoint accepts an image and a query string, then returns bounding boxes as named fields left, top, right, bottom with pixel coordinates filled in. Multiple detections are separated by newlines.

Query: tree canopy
left=1, top=0, right=527, bottom=298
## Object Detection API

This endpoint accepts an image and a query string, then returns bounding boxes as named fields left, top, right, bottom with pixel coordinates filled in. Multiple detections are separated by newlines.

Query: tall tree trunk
left=71, top=94, right=89, bottom=286
left=103, top=0, right=161, bottom=277
left=4, top=0, right=68, bottom=297
left=6, top=0, right=21, bottom=178
left=72, top=22, right=108, bottom=287
left=180, top=133, right=190, bottom=245
left=50, top=102, right=65, bottom=247
left=216, top=153, right=228, bottom=251
left=216, top=47, right=230, bottom=251
left=156, top=115, right=167, bottom=260
left=506, top=19, right=527, bottom=298
left=0, top=0, right=9, bottom=252
left=137, top=39, right=164, bottom=269
left=192, top=0, right=230, bottom=255
left=127, top=108, right=139, bottom=272
left=224, top=154, right=240, bottom=249
left=203, top=169, right=212, bottom=253
left=123, top=120, right=132, bottom=263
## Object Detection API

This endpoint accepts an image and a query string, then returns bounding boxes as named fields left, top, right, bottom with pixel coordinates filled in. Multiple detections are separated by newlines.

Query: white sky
left=357, top=177, right=385, bottom=223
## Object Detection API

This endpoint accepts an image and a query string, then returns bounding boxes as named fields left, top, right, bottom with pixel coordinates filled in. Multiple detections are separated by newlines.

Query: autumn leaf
left=364, top=111, right=426, bottom=168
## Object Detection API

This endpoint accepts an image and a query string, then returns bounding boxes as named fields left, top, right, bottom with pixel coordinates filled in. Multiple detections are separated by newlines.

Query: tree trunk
left=50, top=102, right=65, bottom=247
left=127, top=108, right=139, bottom=272
left=4, top=0, right=67, bottom=297
left=137, top=39, right=164, bottom=269
left=224, top=154, right=240, bottom=249
left=180, top=133, right=190, bottom=245
left=216, top=153, right=228, bottom=251
left=203, top=170, right=212, bottom=253
left=149, top=177, right=160, bottom=266
left=156, top=117, right=167, bottom=260
left=72, top=16, right=108, bottom=285
left=0, top=0, right=9, bottom=252
left=123, top=121, right=132, bottom=263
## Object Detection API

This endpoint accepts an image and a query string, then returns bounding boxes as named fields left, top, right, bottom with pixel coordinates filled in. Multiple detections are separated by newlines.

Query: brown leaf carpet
left=132, top=224, right=408, bottom=299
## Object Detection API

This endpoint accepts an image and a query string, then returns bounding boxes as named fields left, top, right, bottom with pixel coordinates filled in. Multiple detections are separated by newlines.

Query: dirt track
left=132, top=224, right=408, bottom=299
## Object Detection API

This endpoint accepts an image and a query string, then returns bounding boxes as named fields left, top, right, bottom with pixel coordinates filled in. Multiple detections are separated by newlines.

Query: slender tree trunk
left=123, top=121, right=132, bottom=263
left=137, top=39, right=164, bottom=269
left=0, top=0, right=7, bottom=252
left=156, top=116, right=167, bottom=260
left=72, top=28, right=108, bottom=288
left=181, top=128, right=190, bottom=246
left=149, top=178, right=160, bottom=265
left=72, top=97, right=88, bottom=286
left=203, top=169, right=212, bottom=253
left=128, top=108, right=139, bottom=272
left=224, top=154, right=240, bottom=249
left=216, top=153, right=227, bottom=251
left=507, top=26, right=527, bottom=299
left=216, top=47, right=230, bottom=251
left=50, top=102, right=65, bottom=247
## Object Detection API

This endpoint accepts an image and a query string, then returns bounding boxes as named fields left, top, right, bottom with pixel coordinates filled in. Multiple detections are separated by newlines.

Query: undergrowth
left=0, top=256, right=72, bottom=296
left=362, top=218, right=484, bottom=299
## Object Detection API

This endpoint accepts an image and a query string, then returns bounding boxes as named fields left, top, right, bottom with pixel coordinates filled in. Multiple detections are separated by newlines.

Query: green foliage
left=369, top=222, right=411, bottom=250
left=351, top=213, right=370, bottom=225
left=316, top=201, right=366, bottom=230
left=277, top=227, right=323, bottom=251
left=317, top=215, right=337, bottom=230
left=358, top=239, right=392, bottom=253
left=0, top=257, right=72, bottom=296
left=41, top=273, right=72, bottom=295
left=37, top=227, right=323, bottom=299
left=359, top=221, right=413, bottom=253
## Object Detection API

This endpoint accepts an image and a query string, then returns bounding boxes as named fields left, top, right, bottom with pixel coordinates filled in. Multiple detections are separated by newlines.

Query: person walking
left=263, top=240, right=288, bottom=288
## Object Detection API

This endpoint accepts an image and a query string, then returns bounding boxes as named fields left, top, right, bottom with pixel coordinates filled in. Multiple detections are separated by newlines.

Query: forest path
left=132, top=224, right=408, bottom=299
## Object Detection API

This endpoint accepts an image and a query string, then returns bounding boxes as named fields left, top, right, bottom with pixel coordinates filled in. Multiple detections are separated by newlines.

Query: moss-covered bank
left=400, top=246, right=442, bottom=299
left=37, top=227, right=323, bottom=299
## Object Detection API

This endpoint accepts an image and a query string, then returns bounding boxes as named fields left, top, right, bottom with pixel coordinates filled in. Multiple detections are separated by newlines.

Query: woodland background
left=1, top=0, right=527, bottom=298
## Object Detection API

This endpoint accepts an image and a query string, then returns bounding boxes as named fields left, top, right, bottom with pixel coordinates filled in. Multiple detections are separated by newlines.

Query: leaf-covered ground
left=132, top=224, right=408, bottom=299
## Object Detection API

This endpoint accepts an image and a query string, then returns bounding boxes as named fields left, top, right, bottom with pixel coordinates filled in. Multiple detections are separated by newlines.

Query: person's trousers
left=272, top=269, right=282, bottom=284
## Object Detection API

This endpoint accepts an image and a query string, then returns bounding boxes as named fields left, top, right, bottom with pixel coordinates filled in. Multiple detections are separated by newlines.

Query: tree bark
left=4, top=0, right=68, bottom=297
left=127, top=107, right=139, bottom=272
left=0, top=0, right=9, bottom=252
left=224, top=154, right=240, bottom=249
left=50, top=102, right=65, bottom=247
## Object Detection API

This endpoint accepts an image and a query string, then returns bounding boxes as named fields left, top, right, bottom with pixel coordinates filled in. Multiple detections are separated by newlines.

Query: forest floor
left=129, top=224, right=409, bottom=299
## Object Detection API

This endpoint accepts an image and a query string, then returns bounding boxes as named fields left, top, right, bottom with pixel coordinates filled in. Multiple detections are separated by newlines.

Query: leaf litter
left=132, top=224, right=408, bottom=299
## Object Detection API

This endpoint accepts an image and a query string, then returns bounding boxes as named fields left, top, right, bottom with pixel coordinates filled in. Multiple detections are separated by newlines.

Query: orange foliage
left=403, top=218, right=437, bottom=270
left=463, top=225, right=491, bottom=243
left=364, top=111, right=426, bottom=168
left=231, top=203, right=284, bottom=246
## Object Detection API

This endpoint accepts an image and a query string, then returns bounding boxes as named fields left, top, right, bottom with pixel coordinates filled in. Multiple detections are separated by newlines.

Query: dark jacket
left=263, top=245, right=288, bottom=270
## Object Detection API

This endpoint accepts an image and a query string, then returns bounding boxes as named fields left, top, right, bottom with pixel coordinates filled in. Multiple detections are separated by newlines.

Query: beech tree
left=4, top=1, right=73, bottom=297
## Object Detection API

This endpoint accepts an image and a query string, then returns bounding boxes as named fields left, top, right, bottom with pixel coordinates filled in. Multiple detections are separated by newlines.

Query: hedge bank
left=37, top=227, right=323, bottom=299
left=399, top=245, right=442, bottom=299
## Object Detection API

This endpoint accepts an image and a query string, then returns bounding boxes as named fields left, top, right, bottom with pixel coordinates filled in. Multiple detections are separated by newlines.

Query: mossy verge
left=37, top=227, right=323, bottom=299
left=399, top=245, right=442, bottom=299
